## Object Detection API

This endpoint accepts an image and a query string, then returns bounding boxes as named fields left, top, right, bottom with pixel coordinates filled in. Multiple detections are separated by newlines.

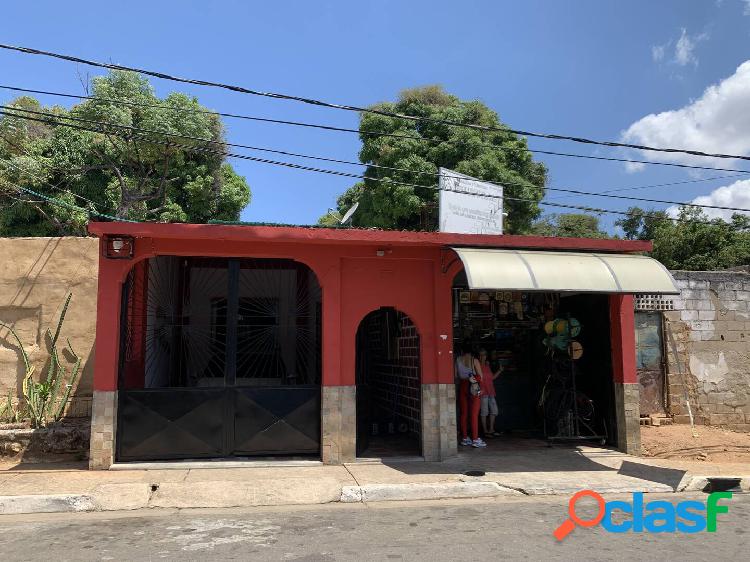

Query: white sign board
left=438, top=168, right=503, bottom=234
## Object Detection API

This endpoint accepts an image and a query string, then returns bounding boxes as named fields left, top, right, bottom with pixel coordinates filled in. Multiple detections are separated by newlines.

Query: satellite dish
left=340, top=201, right=359, bottom=226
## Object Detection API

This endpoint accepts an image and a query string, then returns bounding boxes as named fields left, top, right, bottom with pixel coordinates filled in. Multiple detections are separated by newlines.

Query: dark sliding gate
left=116, top=257, right=321, bottom=461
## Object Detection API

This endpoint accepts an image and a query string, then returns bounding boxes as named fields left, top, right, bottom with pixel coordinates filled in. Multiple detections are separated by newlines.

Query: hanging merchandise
left=543, top=316, right=582, bottom=358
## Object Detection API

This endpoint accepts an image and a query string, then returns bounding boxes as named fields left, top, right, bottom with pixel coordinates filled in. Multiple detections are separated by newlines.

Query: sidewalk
left=1, top=440, right=748, bottom=515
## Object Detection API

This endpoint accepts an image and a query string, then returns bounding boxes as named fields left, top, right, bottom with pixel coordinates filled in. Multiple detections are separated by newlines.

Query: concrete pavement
left=1, top=440, right=748, bottom=514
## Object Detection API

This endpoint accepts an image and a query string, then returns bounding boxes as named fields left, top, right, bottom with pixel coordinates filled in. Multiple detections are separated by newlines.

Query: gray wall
left=663, top=270, right=750, bottom=431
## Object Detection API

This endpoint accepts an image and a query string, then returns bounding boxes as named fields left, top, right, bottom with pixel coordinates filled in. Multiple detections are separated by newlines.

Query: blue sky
left=2, top=0, right=750, bottom=232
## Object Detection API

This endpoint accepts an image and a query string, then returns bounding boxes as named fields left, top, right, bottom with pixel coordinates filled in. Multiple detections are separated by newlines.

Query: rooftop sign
left=438, top=168, right=503, bottom=235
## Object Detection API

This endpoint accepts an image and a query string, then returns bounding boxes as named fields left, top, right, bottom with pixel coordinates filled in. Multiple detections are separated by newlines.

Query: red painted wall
left=609, top=294, right=637, bottom=384
left=90, top=223, right=646, bottom=393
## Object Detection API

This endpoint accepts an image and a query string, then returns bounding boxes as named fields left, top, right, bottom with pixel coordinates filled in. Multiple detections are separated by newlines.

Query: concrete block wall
left=663, top=271, right=750, bottom=431
left=89, top=390, right=116, bottom=469
left=0, top=237, right=98, bottom=419
left=321, top=385, right=356, bottom=464
left=421, top=383, right=458, bottom=461
left=614, top=382, right=641, bottom=455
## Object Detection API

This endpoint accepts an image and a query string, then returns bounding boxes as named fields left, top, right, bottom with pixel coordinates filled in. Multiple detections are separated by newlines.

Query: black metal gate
left=116, top=256, right=321, bottom=461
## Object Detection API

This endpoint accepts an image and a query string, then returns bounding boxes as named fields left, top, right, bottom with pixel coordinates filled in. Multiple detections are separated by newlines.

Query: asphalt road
left=0, top=493, right=747, bottom=561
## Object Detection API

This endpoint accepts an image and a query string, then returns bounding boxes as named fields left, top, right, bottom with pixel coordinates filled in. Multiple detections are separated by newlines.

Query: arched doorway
left=355, top=307, right=422, bottom=458
left=116, top=256, right=322, bottom=461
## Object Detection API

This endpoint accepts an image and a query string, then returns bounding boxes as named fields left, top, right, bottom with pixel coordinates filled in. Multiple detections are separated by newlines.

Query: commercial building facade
left=87, top=222, right=677, bottom=469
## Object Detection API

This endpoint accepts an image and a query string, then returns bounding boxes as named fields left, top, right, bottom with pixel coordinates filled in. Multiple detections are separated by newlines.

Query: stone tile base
left=614, top=382, right=640, bottom=455
left=89, top=390, right=117, bottom=470
left=321, top=385, right=356, bottom=464
left=422, top=383, right=458, bottom=461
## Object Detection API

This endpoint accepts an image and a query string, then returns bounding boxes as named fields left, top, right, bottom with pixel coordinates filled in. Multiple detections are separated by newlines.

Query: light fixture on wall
left=103, top=235, right=134, bottom=259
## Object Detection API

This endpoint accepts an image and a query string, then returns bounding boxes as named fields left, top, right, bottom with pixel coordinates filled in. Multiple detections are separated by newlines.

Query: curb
left=0, top=494, right=96, bottom=515
left=4, top=476, right=747, bottom=515
left=340, top=481, right=522, bottom=503
left=680, top=476, right=750, bottom=492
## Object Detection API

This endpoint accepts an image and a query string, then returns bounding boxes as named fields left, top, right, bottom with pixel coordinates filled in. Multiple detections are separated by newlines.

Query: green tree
left=530, top=213, right=610, bottom=238
left=616, top=206, right=750, bottom=270
left=0, top=71, right=251, bottom=236
left=320, top=86, right=547, bottom=233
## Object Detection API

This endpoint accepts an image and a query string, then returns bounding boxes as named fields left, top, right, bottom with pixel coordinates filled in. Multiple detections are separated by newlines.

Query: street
left=0, top=493, right=747, bottom=561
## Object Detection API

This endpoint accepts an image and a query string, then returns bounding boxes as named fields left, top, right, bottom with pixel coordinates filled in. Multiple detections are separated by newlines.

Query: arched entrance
left=355, top=307, right=422, bottom=458
left=116, top=256, right=322, bottom=461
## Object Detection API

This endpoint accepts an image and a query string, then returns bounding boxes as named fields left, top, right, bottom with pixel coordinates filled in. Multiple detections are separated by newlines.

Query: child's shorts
left=480, top=396, right=498, bottom=417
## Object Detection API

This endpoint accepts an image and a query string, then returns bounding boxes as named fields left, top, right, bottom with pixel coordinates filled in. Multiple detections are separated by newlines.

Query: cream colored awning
left=452, top=248, right=679, bottom=293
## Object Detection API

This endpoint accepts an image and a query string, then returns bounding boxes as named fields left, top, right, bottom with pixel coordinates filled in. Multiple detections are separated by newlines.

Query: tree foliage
left=530, top=213, right=610, bottom=239
left=0, top=71, right=251, bottom=236
left=616, top=206, right=750, bottom=270
left=321, top=85, right=547, bottom=233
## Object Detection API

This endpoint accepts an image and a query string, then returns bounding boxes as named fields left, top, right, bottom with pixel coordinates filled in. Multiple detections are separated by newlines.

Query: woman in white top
left=455, top=344, right=486, bottom=448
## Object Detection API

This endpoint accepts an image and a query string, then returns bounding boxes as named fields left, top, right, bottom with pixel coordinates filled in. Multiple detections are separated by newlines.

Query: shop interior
left=452, top=272, right=615, bottom=447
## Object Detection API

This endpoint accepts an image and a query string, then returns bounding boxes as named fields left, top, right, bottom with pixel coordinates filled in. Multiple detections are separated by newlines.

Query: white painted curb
left=0, top=494, right=96, bottom=515
left=340, top=481, right=521, bottom=503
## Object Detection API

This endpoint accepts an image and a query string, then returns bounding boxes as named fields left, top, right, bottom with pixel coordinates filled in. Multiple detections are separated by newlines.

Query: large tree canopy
left=321, top=86, right=547, bottom=233
left=530, top=213, right=610, bottom=239
left=617, top=206, right=750, bottom=270
left=0, top=71, right=251, bottom=236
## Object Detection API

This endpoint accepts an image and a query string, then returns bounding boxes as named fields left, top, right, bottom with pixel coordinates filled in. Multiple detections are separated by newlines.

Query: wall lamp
left=103, top=235, right=135, bottom=259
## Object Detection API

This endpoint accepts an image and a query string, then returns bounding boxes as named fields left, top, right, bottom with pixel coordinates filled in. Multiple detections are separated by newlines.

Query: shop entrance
left=355, top=308, right=422, bottom=458
left=452, top=276, right=615, bottom=446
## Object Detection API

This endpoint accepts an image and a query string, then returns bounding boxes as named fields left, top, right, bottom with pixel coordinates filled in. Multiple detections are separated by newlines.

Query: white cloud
left=676, top=29, right=709, bottom=66
left=744, top=0, right=750, bottom=15
left=651, top=29, right=707, bottom=68
left=675, top=29, right=697, bottom=66
left=622, top=60, right=750, bottom=168
left=666, top=179, right=750, bottom=220
left=652, top=44, right=666, bottom=63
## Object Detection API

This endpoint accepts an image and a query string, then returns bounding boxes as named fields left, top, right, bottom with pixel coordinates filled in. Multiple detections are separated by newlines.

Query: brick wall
left=662, top=271, right=750, bottom=431
left=361, top=310, right=422, bottom=437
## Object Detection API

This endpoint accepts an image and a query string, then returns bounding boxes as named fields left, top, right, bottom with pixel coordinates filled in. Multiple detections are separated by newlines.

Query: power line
left=4, top=104, right=750, bottom=214
left=3, top=83, right=750, bottom=176
left=2, top=180, right=137, bottom=222
left=0, top=109, right=734, bottom=226
left=0, top=132, right=104, bottom=209
left=2, top=43, right=750, bottom=164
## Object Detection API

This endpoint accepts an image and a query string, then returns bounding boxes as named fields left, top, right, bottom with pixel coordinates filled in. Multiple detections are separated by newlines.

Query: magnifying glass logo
left=553, top=489, right=606, bottom=541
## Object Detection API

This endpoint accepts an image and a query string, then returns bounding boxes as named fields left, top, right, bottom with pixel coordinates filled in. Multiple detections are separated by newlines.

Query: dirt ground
left=641, top=423, right=750, bottom=463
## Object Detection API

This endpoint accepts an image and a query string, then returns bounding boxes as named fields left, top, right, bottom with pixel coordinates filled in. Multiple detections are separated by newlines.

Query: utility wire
left=3, top=83, right=750, bottom=176
left=0, top=109, right=733, bottom=226
left=0, top=132, right=103, bottom=208
left=3, top=104, right=750, bottom=214
left=2, top=180, right=137, bottom=222
left=2, top=43, right=749, bottom=163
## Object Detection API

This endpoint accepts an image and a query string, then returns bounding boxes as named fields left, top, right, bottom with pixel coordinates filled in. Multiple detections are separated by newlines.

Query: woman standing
left=455, top=344, right=486, bottom=448
left=478, top=348, right=502, bottom=438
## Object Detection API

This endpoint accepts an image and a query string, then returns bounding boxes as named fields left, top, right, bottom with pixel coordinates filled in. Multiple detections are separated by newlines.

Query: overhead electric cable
left=2, top=180, right=137, bottom=222
left=0, top=109, right=733, bottom=226
left=2, top=83, right=750, bottom=176
left=2, top=44, right=750, bottom=163
left=4, top=105, right=749, bottom=215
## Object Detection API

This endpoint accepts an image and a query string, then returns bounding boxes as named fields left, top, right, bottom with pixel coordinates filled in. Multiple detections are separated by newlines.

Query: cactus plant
left=0, top=292, right=80, bottom=428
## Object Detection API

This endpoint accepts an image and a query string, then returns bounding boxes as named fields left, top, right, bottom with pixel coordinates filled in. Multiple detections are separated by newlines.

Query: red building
left=87, top=222, right=677, bottom=469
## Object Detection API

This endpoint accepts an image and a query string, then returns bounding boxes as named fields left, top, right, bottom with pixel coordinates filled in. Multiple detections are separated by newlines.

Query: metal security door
left=117, top=257, right=321, bottom=462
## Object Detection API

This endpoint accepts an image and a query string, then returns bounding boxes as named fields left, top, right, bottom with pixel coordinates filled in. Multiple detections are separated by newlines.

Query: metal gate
left=116, top=256, right=321, bottom=461
left=635, top=311, right=666, bottom=416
